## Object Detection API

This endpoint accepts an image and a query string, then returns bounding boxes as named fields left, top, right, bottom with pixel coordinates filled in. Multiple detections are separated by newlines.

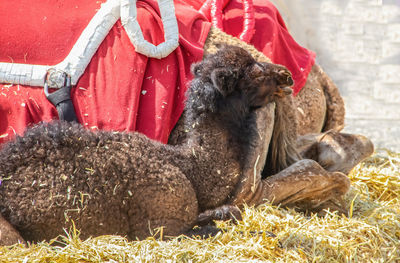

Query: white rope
left=0, top=0, right=179, bottom=87
left=121, top=0, right=179, bottom=59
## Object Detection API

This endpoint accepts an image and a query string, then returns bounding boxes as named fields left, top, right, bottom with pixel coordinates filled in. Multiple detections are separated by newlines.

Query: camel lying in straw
left=0, top=42, right=373, bottom=246
left=171, top=28, right=374, bottom=214
left=0, top=45, right=312, bottom=245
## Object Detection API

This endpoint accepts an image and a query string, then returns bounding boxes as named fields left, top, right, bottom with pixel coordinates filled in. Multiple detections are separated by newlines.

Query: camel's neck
left=173, top=112, right=249, bottom=211
left=186, top=116, right=235, bottom=149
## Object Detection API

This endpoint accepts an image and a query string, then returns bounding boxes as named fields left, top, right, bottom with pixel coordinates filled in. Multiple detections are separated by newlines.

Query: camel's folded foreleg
left=260, top=159, right=350, bottom=214
left=297, top=130, right=374, bottom=174
left=234, top=159, right=350, bottom=215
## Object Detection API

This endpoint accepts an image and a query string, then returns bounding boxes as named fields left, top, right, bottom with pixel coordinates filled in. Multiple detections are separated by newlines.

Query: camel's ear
left=211, top=68, right=236, bottom=97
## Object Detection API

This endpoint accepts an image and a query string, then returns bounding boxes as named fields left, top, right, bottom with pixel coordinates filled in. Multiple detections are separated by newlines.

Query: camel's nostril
left=286, top=76, right=294, bottom=86
left=276, top=69, right=293, bottom=86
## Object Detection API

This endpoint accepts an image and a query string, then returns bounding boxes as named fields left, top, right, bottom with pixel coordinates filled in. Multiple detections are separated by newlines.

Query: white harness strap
left=0, top=0, right=179, bottom=88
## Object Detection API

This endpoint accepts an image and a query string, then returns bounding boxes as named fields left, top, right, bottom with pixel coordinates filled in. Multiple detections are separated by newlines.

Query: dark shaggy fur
left=0, top=45, right=294, bottom=244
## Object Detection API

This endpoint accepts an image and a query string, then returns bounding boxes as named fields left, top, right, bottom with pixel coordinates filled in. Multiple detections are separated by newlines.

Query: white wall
left=270, top=0, right=400, bottom=151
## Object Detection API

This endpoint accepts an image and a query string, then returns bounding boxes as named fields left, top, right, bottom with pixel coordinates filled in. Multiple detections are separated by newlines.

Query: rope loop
left=210, top=0, right=255, bottom=43
left=121, top=0, right=179, bottom=59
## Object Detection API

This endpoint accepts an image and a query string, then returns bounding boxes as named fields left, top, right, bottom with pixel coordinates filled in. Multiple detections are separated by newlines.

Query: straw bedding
left=1, top=150, right=399, bottom=262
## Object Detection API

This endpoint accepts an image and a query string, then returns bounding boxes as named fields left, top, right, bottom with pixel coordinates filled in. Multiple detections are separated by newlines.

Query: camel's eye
left=250, top=63, right=265, bottom=77
left=254, top=76, right=266, bottom=84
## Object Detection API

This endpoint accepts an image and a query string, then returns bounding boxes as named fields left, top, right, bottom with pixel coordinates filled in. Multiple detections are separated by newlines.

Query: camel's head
left=243, top=61, right=294, bottom=107
left=189, top=45, right=294, bottom=116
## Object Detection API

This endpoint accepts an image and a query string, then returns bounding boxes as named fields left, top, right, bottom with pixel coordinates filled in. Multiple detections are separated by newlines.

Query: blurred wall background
left=269, top=0, right=400, bottom=151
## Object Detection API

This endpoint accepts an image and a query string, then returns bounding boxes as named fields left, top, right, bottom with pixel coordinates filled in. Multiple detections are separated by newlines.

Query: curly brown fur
left=0, top=45, right=293, bottom=244
left=294, top=65, right=327, bottom=135
left=0, top=121, right=200, bottom=242
left=295, top=64, right=345, bottom=135
left=203, top=27, right=271, bottom=64
left=0, top=214, right=25, bottom=246
left=316, top=65, right=345, bottom=132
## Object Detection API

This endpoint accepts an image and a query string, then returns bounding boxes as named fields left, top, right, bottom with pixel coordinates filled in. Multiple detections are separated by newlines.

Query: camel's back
left=0, top=121, right=193, bottom=241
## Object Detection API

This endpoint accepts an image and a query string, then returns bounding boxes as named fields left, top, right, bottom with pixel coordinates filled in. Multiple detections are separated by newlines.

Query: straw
left=1, top=149, right=399, bottom=262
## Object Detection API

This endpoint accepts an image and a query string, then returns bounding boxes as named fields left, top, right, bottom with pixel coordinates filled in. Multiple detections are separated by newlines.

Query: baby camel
left=0, top=45, right=294, bottom=245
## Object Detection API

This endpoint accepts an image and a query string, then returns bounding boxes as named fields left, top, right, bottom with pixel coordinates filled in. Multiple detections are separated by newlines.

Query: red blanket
left=0, top=0, right=314, bottom=145
left=0, top=0, right=210, bottom=144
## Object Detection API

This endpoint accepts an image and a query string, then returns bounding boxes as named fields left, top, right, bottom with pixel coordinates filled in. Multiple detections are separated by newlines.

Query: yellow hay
left=1, top=150, right=399, bottom=262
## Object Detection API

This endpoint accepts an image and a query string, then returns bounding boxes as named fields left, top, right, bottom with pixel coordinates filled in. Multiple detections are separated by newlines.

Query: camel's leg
left=0, top=214, right=26, bottom=246
left=189, top=205, right=277, bottom=239
left=182, top=205, right=243, bottom=238
left=196, top=205, right=242, bottom=226
left=126, top=165, right=199, bottom=240
left=230, top=104, right=276, bottom=206
left=259, top=159, right=350, bottom=214
left=297, top=131, right=374, bottom=174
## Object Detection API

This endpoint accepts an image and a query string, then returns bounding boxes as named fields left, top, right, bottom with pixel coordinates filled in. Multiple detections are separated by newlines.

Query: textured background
left=270, top=0, right=400, bottom=151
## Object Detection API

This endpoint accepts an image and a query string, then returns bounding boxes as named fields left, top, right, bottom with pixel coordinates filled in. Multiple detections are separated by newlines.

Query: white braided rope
left=0, top=0, right=179, bottom=87
left=121, top=0, right=179, bottom=59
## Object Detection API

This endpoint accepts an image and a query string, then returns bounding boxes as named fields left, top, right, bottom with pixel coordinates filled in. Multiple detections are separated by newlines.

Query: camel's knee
left=298, top=131, right=374, bottom=174
left=319, top=132, right=373, bottom=173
